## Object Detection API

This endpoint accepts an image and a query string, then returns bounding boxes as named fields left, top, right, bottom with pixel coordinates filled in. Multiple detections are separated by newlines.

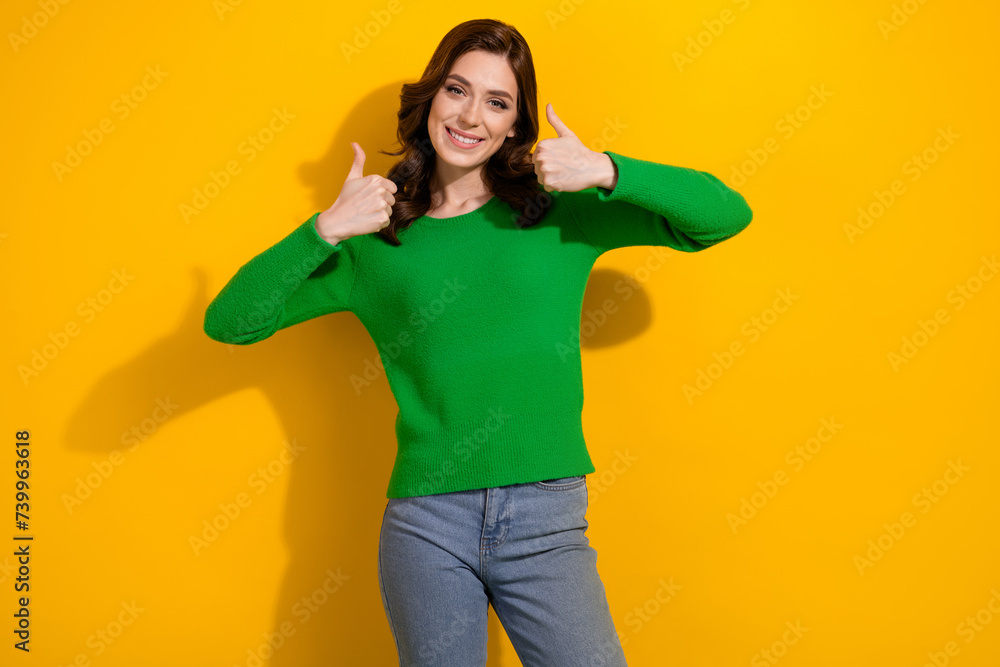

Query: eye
left=447, top=85, right=508, bottom=110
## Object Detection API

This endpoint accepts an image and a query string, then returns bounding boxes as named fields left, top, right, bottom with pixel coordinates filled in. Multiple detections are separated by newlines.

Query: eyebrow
left=445, top=74, right=514, bottom=103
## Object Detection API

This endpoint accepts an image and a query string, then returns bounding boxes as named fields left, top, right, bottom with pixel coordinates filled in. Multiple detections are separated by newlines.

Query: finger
left=546, top=103, right=575, bottom=138
left=345, top=142, right=366, bottom=182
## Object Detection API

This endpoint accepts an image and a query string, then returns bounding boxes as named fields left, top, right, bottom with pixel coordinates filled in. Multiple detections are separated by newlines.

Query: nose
left=458, top=99, right=481, bottom=129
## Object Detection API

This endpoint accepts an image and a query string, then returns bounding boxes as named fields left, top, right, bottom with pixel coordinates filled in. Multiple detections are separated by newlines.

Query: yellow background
left=3, top=0, right=998, bottom=664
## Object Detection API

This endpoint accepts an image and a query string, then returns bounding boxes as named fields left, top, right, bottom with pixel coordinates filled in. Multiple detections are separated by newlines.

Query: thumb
left=345, top=142, right=366, bottom=182
left=546, top=103, right=575, bottom=138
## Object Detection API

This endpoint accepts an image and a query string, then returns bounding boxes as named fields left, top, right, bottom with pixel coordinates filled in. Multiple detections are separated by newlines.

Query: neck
left=429, top=161, right=491, bottom=209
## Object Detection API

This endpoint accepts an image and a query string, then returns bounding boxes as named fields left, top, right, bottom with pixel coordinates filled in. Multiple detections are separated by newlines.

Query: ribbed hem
left=386, top=408, right=596, bottom=498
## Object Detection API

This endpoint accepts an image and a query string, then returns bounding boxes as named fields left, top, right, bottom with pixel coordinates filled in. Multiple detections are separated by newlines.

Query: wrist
left=315, top=211, right=343, bottom=246
left=593, top=152, right=617, bottom=191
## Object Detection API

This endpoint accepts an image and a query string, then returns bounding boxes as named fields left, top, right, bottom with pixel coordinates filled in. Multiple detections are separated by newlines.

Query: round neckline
left=418, top=195, right=501, bottom=226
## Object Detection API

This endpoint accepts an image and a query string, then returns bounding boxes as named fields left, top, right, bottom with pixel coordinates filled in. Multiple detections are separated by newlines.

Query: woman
left=204, top=18, right=753, bottom=667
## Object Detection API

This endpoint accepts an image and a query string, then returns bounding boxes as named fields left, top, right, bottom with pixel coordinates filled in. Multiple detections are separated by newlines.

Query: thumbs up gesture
left=315, top=142, right=398, bottom=245
left=529, top=103, right=616, bottom=193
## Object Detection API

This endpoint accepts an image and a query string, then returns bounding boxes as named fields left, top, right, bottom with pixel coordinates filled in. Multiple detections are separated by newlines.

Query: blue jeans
left=377, top=476, right=628, bottom=666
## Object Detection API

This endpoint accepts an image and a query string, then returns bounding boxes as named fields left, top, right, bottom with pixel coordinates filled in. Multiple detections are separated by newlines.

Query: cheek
left=488, top=119, right=510, bottom=140
left=428, top=98, right=446, bottom=120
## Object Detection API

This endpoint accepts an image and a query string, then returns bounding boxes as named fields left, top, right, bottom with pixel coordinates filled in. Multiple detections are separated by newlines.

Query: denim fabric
left=377, top=476, right=628, bottom=666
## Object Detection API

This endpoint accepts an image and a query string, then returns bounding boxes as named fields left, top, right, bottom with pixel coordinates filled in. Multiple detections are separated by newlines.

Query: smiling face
left=426, top=49, right=519, bottom=178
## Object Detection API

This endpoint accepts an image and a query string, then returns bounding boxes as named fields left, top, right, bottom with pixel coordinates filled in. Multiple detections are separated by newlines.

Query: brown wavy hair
left=374, top=18, right=552, bottom=245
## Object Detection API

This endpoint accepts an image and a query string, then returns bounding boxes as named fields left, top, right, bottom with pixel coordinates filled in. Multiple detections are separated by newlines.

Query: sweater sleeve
left=203, top=211, right=360, bottom=345
left=561, top=150, right=753, bottom=255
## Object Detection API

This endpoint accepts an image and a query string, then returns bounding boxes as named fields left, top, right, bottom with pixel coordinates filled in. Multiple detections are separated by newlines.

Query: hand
left=529, top=103, right=614, bottom=193
left=316, top=142, right=398, bottom=244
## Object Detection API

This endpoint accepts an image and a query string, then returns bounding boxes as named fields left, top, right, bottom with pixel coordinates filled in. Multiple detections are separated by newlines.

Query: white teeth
left=448, top=128, right=483, bottom=144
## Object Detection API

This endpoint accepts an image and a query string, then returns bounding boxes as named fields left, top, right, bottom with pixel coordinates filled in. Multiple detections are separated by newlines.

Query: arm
left=203, top=212, right=361, bottom=345
left=561, top=150, right=753, bottom=255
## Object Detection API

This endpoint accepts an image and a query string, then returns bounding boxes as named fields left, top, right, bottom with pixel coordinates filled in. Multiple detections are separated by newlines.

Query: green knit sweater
left=203, top=150, right=753, bottom=498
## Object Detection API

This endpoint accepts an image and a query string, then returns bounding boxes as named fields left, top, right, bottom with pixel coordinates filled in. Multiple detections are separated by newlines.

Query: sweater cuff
left=596, top=151, right=636, bottom=202
left=305, top=211, right=344, bottom=251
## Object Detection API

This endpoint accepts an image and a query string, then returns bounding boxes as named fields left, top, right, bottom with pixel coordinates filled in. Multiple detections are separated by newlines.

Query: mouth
left=446, top=126, right=485, bottom=148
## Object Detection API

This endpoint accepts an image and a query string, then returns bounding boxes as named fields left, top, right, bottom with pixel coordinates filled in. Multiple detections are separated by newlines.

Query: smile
left=446, top=127, right=484, bottom=147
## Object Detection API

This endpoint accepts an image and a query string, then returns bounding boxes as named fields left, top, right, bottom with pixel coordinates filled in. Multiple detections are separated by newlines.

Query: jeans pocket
left=532, top=475, right=586, bottom=490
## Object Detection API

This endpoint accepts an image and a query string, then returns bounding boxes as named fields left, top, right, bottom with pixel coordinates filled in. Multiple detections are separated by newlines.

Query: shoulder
left=518, top=187, right=599, bottom=229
